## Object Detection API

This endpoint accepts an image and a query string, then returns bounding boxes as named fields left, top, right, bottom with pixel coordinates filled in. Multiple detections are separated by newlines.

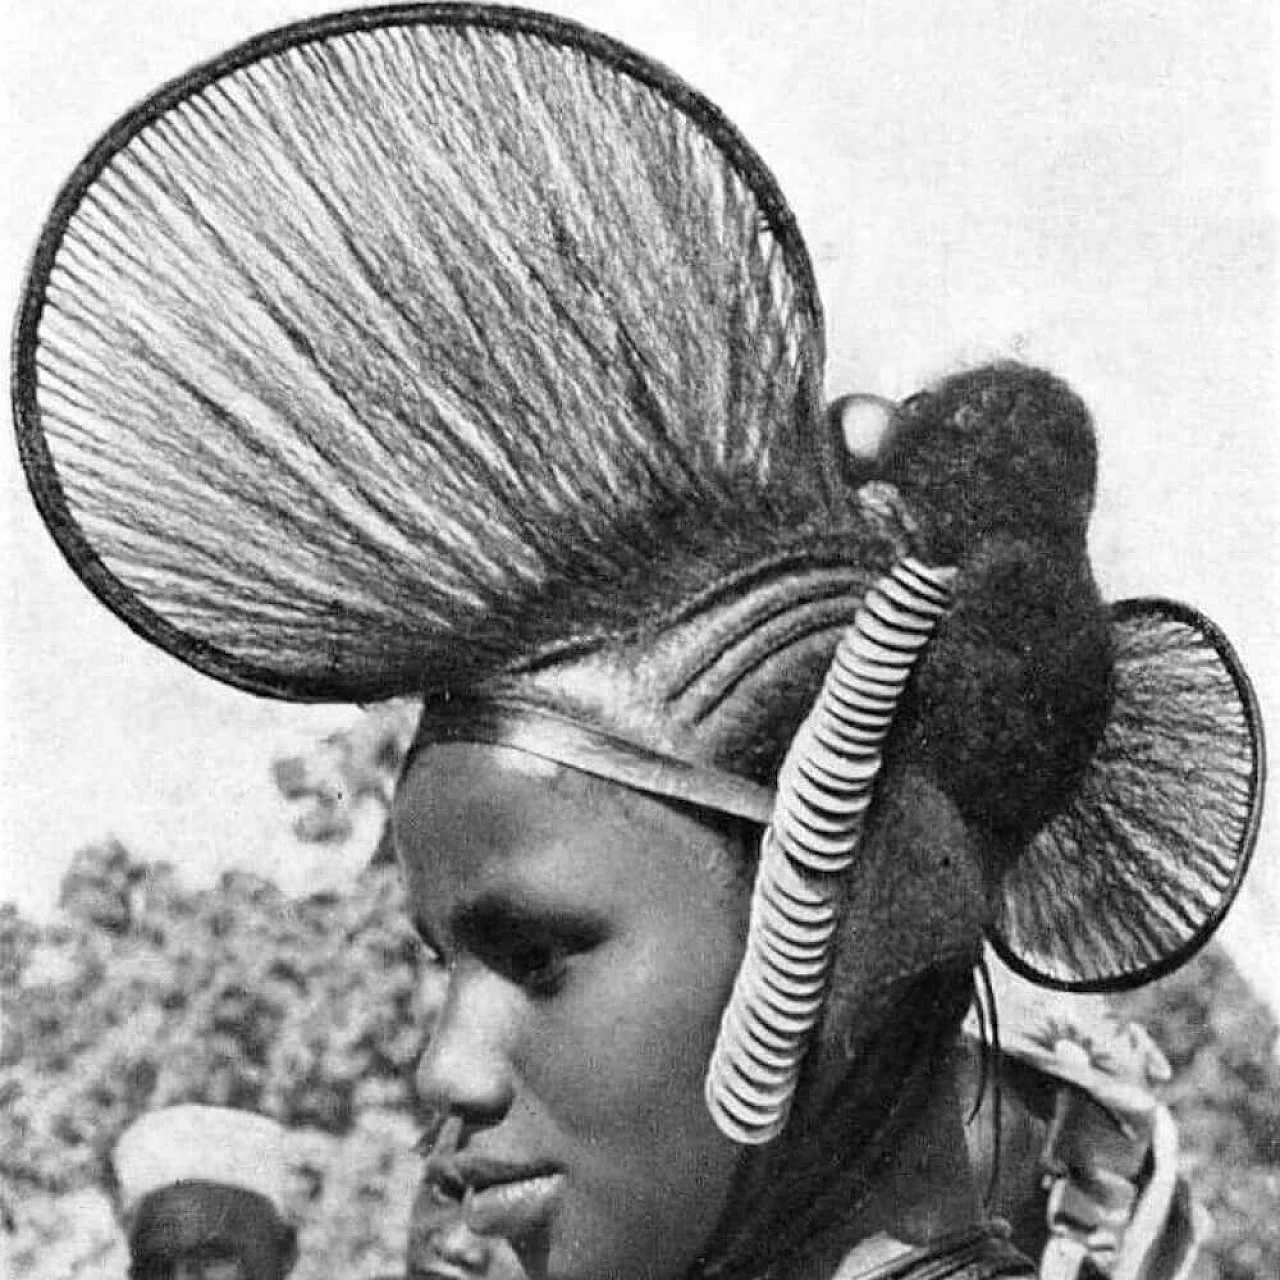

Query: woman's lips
left=460, top=1171, right=564, bottom=1239
left=423, top=1150, right=561, bottom=1196
left=418, top=1151, right=564, bottom=1251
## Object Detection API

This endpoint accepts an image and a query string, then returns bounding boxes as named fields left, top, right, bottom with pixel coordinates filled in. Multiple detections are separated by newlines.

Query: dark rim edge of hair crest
left=11, top=1, right=822, bottom=704
left=988, top=595, right=1267, bottom=995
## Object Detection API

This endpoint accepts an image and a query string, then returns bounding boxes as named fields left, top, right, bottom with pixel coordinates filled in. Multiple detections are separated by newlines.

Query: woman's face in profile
left=394, top=743, right=749, bottom=1280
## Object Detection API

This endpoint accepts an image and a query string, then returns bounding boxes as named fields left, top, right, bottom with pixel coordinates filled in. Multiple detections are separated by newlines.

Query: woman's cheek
left=544, top=942, right=726, bottom=1128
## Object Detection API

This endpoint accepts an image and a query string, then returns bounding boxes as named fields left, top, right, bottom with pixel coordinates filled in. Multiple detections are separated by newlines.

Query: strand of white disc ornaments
left=705, top=557, right=956, bottom=1143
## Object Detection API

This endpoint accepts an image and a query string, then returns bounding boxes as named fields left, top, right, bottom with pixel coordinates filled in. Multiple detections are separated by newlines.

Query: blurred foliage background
left=1, top=702, right=1276, bottom=1277
left=1, top=848, right=436, bottom=1280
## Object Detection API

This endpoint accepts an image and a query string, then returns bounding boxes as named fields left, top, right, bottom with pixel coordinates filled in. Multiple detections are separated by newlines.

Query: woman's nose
left=415, top=964, right=518, bottom=1123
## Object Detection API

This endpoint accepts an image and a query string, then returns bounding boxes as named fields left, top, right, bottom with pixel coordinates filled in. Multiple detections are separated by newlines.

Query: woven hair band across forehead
left=412, top=698, right=776, bottom=824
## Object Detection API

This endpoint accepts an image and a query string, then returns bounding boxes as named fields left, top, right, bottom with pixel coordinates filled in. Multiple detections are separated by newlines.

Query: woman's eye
left=502, top=940, right=571, bottom=996
left=453, top=907, right=607, bottom=998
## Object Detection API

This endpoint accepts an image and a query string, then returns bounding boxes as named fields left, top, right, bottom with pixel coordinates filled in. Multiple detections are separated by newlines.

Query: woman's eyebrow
left=452, top=894, right=608, bottom=947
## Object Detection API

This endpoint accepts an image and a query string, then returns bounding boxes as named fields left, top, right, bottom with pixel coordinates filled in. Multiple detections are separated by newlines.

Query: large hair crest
left=16, top=4, right=829, bottom=702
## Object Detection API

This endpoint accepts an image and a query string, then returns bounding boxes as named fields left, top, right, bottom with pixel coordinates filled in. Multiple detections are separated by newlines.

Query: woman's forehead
left=396, top=742, right=587, bottom=834
left=393, top=741, right=730, bottom=902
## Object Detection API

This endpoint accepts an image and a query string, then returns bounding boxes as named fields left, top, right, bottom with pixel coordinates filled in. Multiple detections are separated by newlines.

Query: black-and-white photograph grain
left=2, top=3, right=1276, bottom=1278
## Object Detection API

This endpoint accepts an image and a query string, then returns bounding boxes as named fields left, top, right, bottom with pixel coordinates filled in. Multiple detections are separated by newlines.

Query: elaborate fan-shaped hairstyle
left=18, top=5, right=830, bottom=701
left=13, top=8, right=1265, bottom=1232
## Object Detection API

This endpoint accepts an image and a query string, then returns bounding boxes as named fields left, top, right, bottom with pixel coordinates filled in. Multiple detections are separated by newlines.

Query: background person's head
left=113, top=1106, right=297, bottom=1280
left=126, top=1182, right=297, bottom=1280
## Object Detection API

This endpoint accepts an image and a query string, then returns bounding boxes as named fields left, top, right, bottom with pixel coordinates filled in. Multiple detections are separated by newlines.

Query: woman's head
left=394, top=742, right=996, bottom=1279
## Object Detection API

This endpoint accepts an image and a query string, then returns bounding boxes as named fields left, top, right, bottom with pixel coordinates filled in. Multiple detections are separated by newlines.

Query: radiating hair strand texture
left=996, top=603, right=1261, bottom=988
left=28, top=17, right=826, bottom=700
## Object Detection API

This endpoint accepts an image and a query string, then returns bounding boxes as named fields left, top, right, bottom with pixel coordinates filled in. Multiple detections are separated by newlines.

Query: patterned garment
left=960, top=972, right=1208, bottom=1280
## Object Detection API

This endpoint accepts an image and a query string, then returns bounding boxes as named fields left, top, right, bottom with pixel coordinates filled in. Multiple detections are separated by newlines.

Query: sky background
left=2, top=0, right=1276, bottom=995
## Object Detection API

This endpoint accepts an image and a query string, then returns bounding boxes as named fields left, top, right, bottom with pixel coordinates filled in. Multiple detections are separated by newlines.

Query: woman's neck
left=793, top=1054, right=982, bottom=1278
left=861, top=1054, right=981, bottom=1242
